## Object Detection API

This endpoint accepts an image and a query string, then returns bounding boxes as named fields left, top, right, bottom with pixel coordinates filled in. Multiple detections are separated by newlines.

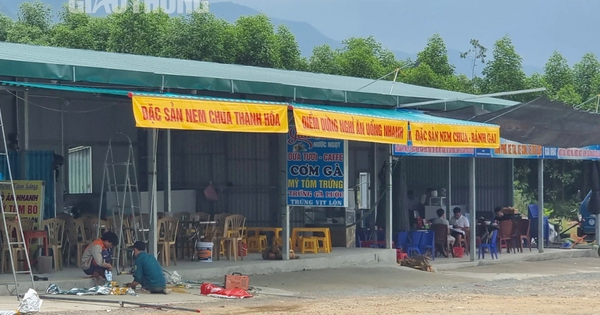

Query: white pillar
left=147, top=129, right=158, bottom=256
left=164, top=130, right=171, bottom=214
left=468, top=157, right=476, bottom=262
left=537, top=159, right=544, bottom=253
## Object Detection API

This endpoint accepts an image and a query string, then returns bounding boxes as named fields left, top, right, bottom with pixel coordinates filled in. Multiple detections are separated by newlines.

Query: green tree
left=525, top=73, right=548, bottom=99
left=400, top=63, right=445, bottom=89
left=233, top=14, right=281, bottom=68
left=573, top=52, right=600, bottom=101
left=0, top=14, right=12, bottom=42
left=481, top=36, right=527, bottom=100
left=276, top=25, right=307, bottom=71
left=543, top=51, right=573, bottom=96
left=460, top=39, right=487, bottom=79
left=336, top=36, right=397, bottom=79
left=162, top=12, right=230, bottom=62
left=417, top=34, right=455, bottom=76
left=308, top=45, right=341, bottom=75
left=106, top=0, right=170, bottom=56
left=554, top=84, right=582, bottom=105
left=6, top=1, right=53, bottom=45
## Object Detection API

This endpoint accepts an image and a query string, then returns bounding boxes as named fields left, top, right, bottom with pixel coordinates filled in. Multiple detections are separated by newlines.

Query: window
left=68, top=146, right=92, bottom=194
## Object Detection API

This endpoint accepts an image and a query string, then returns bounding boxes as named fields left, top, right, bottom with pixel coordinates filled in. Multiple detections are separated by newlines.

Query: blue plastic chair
left=419, top=231, right=435, bottom=260
left=396, top=231, right=409, bottom=252
left=406, top=231, right=424, bottom=257
left=478, top=230, right=499, bottom=259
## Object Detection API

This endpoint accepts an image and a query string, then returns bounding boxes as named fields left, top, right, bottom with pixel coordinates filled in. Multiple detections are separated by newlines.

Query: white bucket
left=197, top=242, right=213, bottom=262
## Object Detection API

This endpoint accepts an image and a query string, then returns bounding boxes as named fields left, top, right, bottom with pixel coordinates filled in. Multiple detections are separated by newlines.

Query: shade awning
left=290, top=104, right=500, bottom=148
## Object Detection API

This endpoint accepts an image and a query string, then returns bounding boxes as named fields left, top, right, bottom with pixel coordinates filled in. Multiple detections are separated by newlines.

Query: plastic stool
left=247, top=235, right=268, bottom=253
left=300, top=237, right=319, bottom=254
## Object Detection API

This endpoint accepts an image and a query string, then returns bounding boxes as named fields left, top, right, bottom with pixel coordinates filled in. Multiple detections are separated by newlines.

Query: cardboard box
left=224, top=273, right=249, bottom=290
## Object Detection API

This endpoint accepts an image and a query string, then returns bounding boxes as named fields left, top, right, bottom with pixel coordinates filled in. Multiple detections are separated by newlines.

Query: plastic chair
left=478, top=230, right=499, bottom=259
left=419, top=231, right=435, bottom=260
left=406, top=231, right=423, bottom=257
left=396, top=231, right=409, bottom=252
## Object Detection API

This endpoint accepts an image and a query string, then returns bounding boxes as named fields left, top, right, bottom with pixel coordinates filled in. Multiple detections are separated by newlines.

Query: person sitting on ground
left=494, top=206, right=513, bottom=222
left=128, top=241, right=170, bottom=294
left=81, top=231, right=118, bottom=279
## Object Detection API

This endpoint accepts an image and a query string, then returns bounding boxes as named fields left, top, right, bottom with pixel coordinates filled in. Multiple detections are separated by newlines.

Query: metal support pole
left=468, top=157, right=476, bottom=262
left=448, top=157, right=452, bottom=218
left=147, top=129, right=158, bottom=257
left=164, top=130, right=172, bottom=214
left=537, top=159, right=544, bottom=253
left=280, top=133, right=290, bottom=260
left=23, top=89, right=29, bottom=150
left=283, top=206, right=290, bottom=260
left=386, top=146, right=393, bottom=249
left=371, top=144, right=379, bottom=240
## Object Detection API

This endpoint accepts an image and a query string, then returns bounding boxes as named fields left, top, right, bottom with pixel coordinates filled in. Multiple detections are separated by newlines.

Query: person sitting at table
left=128, top=241, right=170, bottom=294
left=430, top=208, right=455, bottom=243
left=449, top=207, right=469, bottom=244
left=494, top=206, right=513, bottom=222
left=81, top=231, right=118, bottom=279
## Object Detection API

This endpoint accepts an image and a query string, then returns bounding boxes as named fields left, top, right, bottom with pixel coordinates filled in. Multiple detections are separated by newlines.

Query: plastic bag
left=0, top=288, right=42, bottom=315
left=200, top=283, right=252, bottom=299
left=204, top=184, right=219, bottom=201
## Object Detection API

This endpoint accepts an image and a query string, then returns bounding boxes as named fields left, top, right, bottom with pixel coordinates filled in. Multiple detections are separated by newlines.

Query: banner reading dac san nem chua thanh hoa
left=131, top=96, right=288, bottom=133
left=0, top=180, right=45, bottom=227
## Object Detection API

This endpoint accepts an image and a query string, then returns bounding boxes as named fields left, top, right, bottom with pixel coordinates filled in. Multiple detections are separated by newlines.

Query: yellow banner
left=410, top=122, right=500, bottom=148
left=0, top=180, right=45, bottom=228
left=293, top=108, right=408, bottom=144
left=132, top=96, right=288, bottom=133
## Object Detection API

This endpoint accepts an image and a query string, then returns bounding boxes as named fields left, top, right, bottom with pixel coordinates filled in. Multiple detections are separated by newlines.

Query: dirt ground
left=42, top=257, right=600, bottom=315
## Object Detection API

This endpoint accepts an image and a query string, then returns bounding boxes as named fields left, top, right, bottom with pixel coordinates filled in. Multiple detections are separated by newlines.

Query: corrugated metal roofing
left=0, top=42, right=518, bottom=109
left=291, top=103, right=498, bottom=127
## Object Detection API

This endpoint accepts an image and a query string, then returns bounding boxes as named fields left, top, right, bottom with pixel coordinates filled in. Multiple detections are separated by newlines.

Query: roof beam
left=397, top=88, right=546, bottom=108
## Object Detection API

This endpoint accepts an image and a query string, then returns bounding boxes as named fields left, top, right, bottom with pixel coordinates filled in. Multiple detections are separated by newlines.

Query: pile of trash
left=200, top=283, right=252, bottom=299
left=0, top=289, right=42, bottom=315
left=45, top=283, right=136, bottom=296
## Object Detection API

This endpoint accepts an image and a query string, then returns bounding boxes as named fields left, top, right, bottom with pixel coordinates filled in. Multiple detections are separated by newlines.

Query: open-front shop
left=393, top=137, right=600, bottom=261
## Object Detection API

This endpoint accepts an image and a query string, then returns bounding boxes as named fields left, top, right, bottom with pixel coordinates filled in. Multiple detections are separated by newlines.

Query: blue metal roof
left=291, top=103, right=497, bottom=127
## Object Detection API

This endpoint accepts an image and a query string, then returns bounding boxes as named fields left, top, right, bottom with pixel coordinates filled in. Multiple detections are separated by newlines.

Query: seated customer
left=449, top=207, right=469, bottom=240
left=81, top=231, right=118, bottom=279
left=128, top=241, right=169, bottom=294
left=430, top=208, right=455, bottom=243
left=494, top=206, right=513, bottom=222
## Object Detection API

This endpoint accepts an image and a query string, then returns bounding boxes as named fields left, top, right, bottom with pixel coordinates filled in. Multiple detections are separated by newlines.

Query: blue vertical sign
left=287, top=126, right=348, bottom=207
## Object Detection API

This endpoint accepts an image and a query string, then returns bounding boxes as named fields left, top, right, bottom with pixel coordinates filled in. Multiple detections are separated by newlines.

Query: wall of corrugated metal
left=155, top=130, right=280, bottom=227
left=0, top=151, right=55, bottom=219
left=404, top=156, right=511, bottom=214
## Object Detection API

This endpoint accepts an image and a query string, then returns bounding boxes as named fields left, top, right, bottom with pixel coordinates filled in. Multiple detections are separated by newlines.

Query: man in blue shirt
left=128, top=241, right=170, bottom=294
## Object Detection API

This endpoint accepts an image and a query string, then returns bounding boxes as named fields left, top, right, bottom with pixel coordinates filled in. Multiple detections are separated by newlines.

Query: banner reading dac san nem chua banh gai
left=0, top=180, right=44, bottom=225
left=286, top=126, right=348, bottom=207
